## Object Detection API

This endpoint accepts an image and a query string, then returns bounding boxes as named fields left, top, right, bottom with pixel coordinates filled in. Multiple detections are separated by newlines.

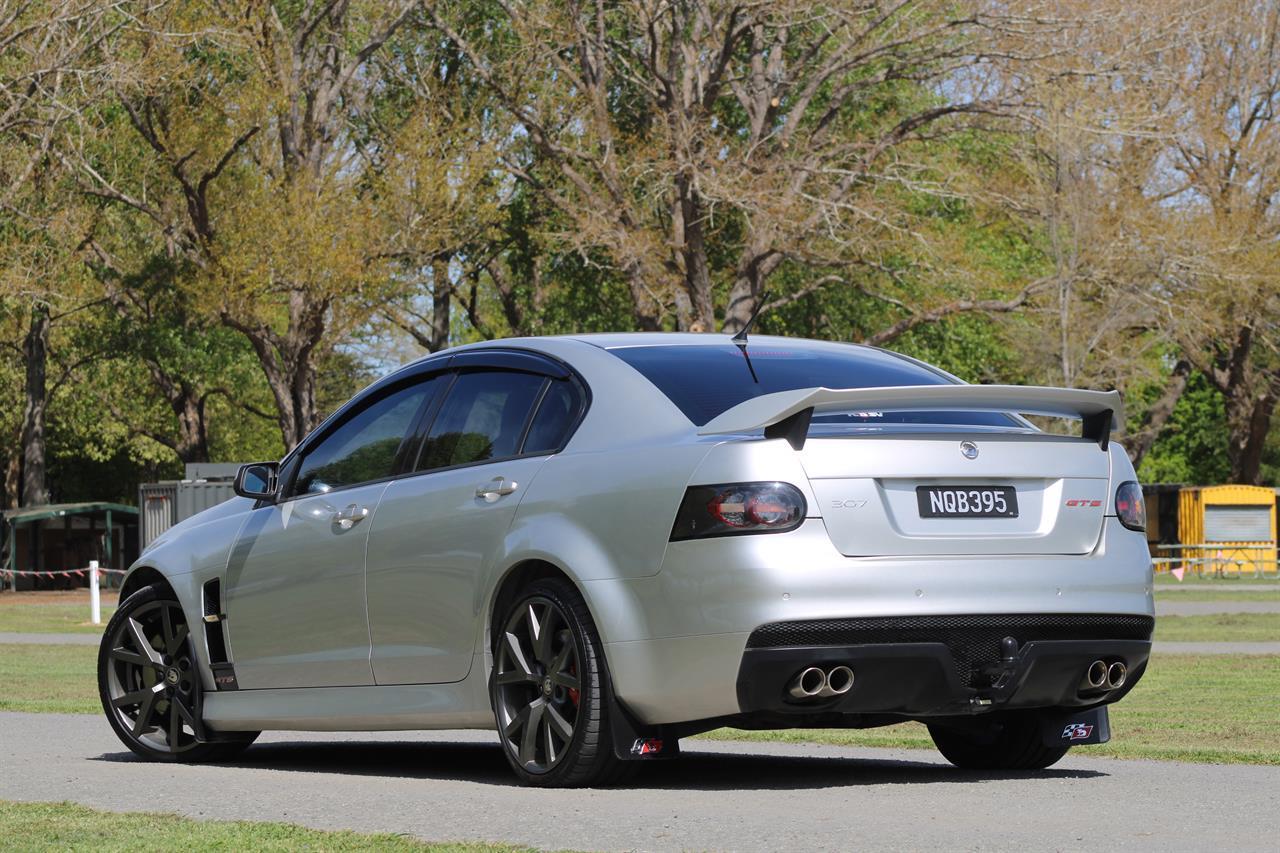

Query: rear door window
left=417, top=370, right=546, bottom=471
left=522, top=379, right=582, bottom=454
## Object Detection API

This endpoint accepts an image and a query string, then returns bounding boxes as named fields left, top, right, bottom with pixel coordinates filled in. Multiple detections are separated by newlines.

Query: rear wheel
left=98, top=584, right=257, bottom=762
left=928, top=714, right=1069, bottom=771
left=490, top=577, right=629, bottom=787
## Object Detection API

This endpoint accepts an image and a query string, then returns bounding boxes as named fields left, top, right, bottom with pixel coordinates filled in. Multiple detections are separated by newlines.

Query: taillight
left=1115, top=481, right=1146, bottom=532
left=670, top=482, right=807, bottom=541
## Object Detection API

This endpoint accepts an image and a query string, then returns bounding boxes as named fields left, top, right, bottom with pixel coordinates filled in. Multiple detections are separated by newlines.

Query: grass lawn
left=5, top=644, right=1278, bottom=765
left=0, top=603, right=114, bottom=635
left=1155, top=588, right=1280, bottom=602
left=1154, top=572, right=1280, bottom=585
left=0, top=801, right=546, bottom=852
left=0, top=644, right=100, bottom=714
left=1155, top=613, right=1280, bottom=642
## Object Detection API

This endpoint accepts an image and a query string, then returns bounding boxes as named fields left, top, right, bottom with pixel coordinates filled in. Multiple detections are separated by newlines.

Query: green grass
left=701, top=654, right=1280, bottom=765
left=0, top=644, right=99, bottom=714
left=1154, top=572, right=1280, bottom=585
left=5, top=645, right=1279, bottom=765
left=0, top=603, right=114, bottom=634
left=0, top=801, right=547, bottom=852
left=1155, top=588, right=1280, bottom=602
left=1155, top=613, right=1280, bottom=642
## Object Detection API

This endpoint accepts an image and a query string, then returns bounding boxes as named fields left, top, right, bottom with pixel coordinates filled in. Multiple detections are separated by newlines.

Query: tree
left=426, top=0, right=1067, bottom=338
left=71, top=1, right=423, bottom=449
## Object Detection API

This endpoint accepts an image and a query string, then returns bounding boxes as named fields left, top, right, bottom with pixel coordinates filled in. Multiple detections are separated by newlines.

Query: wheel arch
left=486, top=558, right=582, bottom=658
left=118, top=564, right=175, bottom=602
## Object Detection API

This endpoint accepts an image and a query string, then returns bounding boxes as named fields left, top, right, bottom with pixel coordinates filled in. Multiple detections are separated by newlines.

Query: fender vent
left=202, top=579, right=229, bottom=665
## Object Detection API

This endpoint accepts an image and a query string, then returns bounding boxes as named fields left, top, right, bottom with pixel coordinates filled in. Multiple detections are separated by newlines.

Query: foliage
left=2, top=0, right=1280, bottom=502
left=1138, top=374, right=1232, bottom=485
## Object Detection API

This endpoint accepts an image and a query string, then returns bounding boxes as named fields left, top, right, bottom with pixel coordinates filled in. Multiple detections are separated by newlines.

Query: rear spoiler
left=697, top=384, right=1124, bottom=451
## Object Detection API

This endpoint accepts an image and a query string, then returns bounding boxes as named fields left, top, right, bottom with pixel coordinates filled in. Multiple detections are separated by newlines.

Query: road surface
left=1, top=712, right=1276, bottom=852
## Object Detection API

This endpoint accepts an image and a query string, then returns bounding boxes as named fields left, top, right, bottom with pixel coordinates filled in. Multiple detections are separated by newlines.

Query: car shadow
left=92, top=740, right=1106, bottom=791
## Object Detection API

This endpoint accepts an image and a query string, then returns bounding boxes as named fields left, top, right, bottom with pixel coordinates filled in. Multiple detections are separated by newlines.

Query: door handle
left=333, top=503, right=370, bottom=530
left=475, top=477, right=518, bottom=502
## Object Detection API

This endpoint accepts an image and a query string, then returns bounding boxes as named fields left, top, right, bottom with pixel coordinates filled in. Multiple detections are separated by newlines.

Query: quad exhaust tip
left=819, top=665, right=855, bottom=698
left=1081, top=659, right=1128, bottom=692
left=788, top=667, right=827, bottom=699
left=1083, top=660, right=1108, bottom=690
left=788, top=665, right=855, bottom=701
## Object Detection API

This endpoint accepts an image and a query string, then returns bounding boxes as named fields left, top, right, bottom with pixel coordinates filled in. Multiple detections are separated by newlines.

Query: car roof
left=440, top=331, right=887, bottom=357
left=565, top=332, right=873, bottom=352
left=411, top=332, right=954, bottom=382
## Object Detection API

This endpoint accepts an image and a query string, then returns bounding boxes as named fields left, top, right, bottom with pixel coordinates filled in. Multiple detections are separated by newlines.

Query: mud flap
left=608, top=698, right=681, bottom=761
left=1041, top=705, right=1111, bottom=747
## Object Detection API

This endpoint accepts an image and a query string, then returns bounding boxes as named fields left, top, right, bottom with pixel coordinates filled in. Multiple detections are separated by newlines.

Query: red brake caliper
left=568, top=662, right=580, bottom=707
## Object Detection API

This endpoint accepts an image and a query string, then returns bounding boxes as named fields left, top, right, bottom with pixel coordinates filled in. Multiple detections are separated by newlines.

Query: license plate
left=916, top=486, right=1018, bottom=518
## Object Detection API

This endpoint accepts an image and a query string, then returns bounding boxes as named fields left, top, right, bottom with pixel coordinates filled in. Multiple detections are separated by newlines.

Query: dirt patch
left=0, top=590, right=120, bottom=607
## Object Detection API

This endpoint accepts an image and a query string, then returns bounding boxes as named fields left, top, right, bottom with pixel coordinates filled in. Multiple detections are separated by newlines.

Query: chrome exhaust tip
left=1106, top=661, right=1127, bottom=690
left=788, top=666, right=827, bottom=700
left=818, top=665, right=855, bottom=698
left=1082, top=660, right=1108, bottom=691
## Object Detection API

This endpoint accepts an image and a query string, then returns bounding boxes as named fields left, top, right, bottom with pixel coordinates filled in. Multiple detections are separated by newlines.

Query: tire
left=98, top=584, right=258, bottom=762
left=489, top=577, right=631, bottom=787
left=928, top=714, right=1070, bottom=771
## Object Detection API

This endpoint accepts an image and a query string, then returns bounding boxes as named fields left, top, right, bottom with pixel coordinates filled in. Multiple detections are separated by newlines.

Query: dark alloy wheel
left=928, top=713, right=1069, bottom=771
left=490, top=578, right=629, bottom=787
left=98, top=584, right=256, bottom=762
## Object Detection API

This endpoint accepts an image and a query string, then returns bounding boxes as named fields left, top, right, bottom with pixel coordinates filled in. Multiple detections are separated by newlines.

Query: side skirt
left=203, top=669, right=493, bottom=732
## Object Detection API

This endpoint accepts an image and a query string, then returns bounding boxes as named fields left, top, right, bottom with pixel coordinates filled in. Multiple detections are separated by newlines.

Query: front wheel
left=928, top=714, right=1069, bottom=771
left=98, top=584, right=257, bottom=762
left=490, top=578, right=629, bottom=787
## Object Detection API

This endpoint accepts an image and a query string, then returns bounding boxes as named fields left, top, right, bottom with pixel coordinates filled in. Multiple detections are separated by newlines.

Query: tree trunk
left=1127, top=360, right=1191, bottom=468
left=673, top=175, right=715, bottom=331
left=20, top=302, right=50, bottom=506
left=224, top=313, right=323, bottom=452
left=429, top=256, right=452, bottom=352
left=1227, top=391, right=1276, bottom=484
left=173, top=388, right=211, bottom=464
left=4, top=453, right=20, bottom=510
left=721, top=248, right=783, bottom=333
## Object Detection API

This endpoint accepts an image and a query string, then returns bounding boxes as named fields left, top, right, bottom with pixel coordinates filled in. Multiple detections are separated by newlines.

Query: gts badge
left=1065, top=499, right=1103, bottom=508
left=831, top=500, right=869, bottom=509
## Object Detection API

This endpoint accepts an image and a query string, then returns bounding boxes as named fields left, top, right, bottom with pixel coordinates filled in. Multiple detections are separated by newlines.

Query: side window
left=522, top=379, right=582, bottom=454
left=292, top=378, right=437, bottom=497
left=417, top=370, right=546, bottom=471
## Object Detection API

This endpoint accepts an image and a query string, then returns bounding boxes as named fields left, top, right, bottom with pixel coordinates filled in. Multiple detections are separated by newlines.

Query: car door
left=224, top=376, right=441, bottom=689
left=365, top=362, right=586, bottom=685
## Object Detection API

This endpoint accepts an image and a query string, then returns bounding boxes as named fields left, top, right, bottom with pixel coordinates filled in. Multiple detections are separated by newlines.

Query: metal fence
left=138, top=465, right=241, bottom=550
left=1151, top=542, right=1280, bottom=579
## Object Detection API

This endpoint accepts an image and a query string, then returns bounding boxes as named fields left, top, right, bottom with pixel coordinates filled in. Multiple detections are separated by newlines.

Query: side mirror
left=234, top=462, right=279, bottom=501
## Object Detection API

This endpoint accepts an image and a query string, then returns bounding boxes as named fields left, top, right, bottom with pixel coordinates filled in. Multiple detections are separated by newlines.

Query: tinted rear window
left=608, top=344, right=1015, bottom=428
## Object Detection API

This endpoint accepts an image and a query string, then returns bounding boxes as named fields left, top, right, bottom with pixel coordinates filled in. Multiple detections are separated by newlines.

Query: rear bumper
left=592, top=517, right=1154, bottom=725
left=736, top=623, right=1152, bottom=717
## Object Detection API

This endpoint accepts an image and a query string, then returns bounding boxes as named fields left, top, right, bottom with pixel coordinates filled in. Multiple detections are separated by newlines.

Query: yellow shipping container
left=1177, top=485, right=1277, bottom=575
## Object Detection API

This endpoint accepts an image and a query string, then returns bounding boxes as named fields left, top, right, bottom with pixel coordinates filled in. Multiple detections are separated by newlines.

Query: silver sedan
left=98, top=333, right=1153, bottom=786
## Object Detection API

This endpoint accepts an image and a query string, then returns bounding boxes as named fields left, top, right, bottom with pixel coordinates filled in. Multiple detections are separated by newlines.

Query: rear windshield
left=607, top=344, right=1017, bottom=429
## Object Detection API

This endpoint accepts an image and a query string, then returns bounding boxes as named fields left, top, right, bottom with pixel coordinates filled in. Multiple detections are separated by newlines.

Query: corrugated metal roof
left=2, top=502, right=138, bottom=525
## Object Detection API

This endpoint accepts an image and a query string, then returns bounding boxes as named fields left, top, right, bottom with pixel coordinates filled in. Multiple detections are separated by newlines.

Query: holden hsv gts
left=98, top=333, right=1153, bottom=786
